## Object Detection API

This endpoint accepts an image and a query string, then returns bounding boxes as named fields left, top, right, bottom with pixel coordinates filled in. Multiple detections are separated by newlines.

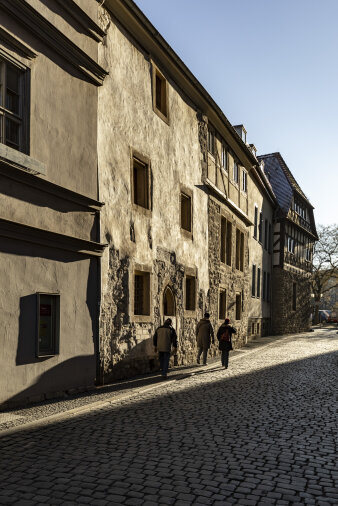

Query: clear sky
left=134, top=0, right=337, bottom=226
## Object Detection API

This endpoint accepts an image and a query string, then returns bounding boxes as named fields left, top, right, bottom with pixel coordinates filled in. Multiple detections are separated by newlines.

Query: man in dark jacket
left=196, top=312, right=214, bottom=365
left=217, top=318, right=236, bottom=369
left=153, top=318, right=177, bottom=378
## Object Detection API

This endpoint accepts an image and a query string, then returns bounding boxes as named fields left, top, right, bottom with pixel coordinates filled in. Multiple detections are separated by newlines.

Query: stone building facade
left=258, top=153, right=317, bottom=334
left=0, top=0, right=107, bottom=407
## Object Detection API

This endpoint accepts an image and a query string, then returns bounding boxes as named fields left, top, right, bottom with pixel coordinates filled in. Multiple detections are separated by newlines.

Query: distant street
left=1, top=328, right=338, bottom=505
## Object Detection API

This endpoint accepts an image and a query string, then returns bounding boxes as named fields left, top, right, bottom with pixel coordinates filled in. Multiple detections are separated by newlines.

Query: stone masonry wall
left=271, top=267, right=311, bottom=335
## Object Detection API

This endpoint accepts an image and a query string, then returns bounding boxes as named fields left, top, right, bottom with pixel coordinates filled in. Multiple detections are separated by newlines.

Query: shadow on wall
left=1, top=355, right=96, bottom=410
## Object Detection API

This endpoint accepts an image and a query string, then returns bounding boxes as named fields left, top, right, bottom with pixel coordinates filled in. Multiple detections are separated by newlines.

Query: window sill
left=181, top=228, right=193, bottom=240
left=131, top=314, right=153, bottom=323
left=0, top=143, right=46, bottom=176
left=153, top=106, right=169, bottom=125
left=132, top=203, right=152, bottom=217
left=184, top=309, right=197, bottom=317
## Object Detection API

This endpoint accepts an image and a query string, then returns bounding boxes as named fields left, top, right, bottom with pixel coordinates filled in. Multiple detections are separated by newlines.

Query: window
left=242, top=170, right=247, bottom=193
left=0, top=59, right=28, bottom=152
left=267, top=272, right=271, bottom=302
left=226, top=221, right=232, bottom=266
left=254, top=206, right=258, bottom=239
left=287, top=236, right=295, bottom=253
left=292, top=282, right=297, bottom=311
left=221, top=143, right=227, bottom=169
left=185, top=275, right=196, bottom=311
left=153, top=66, right=168, bottom=121
left=233, top=161, right=239, bottom=184
left=134, top=271, right=150, bottom=315
left=263, top=271, right=266, bottom=300
left=181, top=192, right=192, bottom=232
left=252, top=265, right=256, bottom=297
left=258, top=211, right=263, bottom=242
left=133, top=157, right=150, bottom=209
left=264, top=220, right=268, bottom=250
left=219, top=289, right=226, bottom=320
left=163, top=286, right=175, bottom=316
left=306, top=247, right=311, bottom=261
left=207, top=127, right=215, bottom=155
left=235, top=229, right=244, bottom=271
left=220, top=217, right=226, bottom=263
left=268, top=223, right=272, bottom=253
left=235, top=293, right=241, bottom=320
left=257, top=267, right=261, bottom=298
left=36, top=293, right=60, bottom=357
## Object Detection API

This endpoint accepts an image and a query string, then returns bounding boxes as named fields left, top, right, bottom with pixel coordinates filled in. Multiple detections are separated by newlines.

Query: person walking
left=196, top=312, right=214, bottom=365
left=153, top=318, right=177, bottom=378
left=217, top=318, right=236, bottom=369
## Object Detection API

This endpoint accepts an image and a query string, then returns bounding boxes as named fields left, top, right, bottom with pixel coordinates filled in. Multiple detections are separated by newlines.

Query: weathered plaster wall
left=98, top=17, right=209, bottom=380
left=247, top=171, right=274, bottom=336
left=0, top=242, right=97, bottom=406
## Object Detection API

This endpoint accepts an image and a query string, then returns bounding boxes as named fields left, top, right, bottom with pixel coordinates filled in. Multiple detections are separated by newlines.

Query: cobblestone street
left=1, top=329, right=338, bottom=505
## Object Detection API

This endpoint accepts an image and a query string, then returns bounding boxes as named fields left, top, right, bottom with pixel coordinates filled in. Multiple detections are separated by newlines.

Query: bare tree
left=312, top=224, right=338, bottom=323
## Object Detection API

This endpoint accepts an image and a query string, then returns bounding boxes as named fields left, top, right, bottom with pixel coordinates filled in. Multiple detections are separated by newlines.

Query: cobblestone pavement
left=1, top=329, right=338, bottom=505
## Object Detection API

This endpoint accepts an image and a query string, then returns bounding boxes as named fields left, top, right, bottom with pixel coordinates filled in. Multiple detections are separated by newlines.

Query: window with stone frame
left=207, top=126, right=215, bottom=156
left=242, top=169, right=247, bottom=193
left=152, top=65, right=168, bottom=122
left=254, top=206, right=258, bottom=239
left=221, top=143, right=227, bottom=170
left=134, top=271, right=150, bottom=315
left=36, top=293, right=60, bottom=357
left=263, top=271, right=267, bottom=300
left=257, top=267, right=261, bottom=298
left=181, top=192, right=192, bottom=232
left=258, top=211, right=263, bottom=242
left=235, top=229, right=244, bottom=271
left=235, top=293, right=241, bottom=320
left=252, top=265, right=256, bottom=297
left=0, top=58, right=29, bottom=153
left=233, top=161, right=239, bottom=184
left=185, top=275, right=196, bottom=311
left=133, top=157, right=150, bottom=209
left=219, top=289, right=226, bottom=320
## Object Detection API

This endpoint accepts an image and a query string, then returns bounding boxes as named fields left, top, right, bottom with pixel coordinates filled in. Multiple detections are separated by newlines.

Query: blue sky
left=134, top=0, right=337, bottom=226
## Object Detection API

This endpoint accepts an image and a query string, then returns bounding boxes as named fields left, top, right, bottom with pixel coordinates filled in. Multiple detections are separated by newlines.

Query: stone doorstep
left=0, top=333, right=297, bottom=437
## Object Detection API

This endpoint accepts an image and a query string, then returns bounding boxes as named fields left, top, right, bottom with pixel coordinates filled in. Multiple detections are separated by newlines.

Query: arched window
left=163, top=286, right=175, bottom=316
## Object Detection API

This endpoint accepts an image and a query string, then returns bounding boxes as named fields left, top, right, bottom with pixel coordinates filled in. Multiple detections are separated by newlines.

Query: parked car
left=327, top=316, right=338, bottom=323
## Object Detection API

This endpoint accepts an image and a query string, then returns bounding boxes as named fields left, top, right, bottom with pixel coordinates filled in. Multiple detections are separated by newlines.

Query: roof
left=258, top=152, right=314, bottom=211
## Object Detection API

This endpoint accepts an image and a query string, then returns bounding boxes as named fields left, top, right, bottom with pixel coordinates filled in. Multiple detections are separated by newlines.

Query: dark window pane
left=5, top=117, right=20, bottom=148
left=38, top=295, right=57, bottom=355
left=181, top=193, right=192, bottom=232
left=156, top=75, right=162, bottom=110
left=7, top=66, right=19, bottom=93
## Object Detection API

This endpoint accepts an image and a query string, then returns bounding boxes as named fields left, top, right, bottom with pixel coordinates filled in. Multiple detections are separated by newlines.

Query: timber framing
left=0, top=217, right=107, bottom=257
left=0, top=0, right=108, bottom=85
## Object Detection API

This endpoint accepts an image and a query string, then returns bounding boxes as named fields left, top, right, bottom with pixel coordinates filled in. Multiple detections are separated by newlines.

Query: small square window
left=185, top=275, right=196, bottom=311
left=219, top=289, right=226, bottom=320
left=36, top=293, right=60, bottom=357
left=134, top=271, right=150, bottom=315
left=181, top=192, right=192, bottom=232
left=133, top=157, right=150, bottom=209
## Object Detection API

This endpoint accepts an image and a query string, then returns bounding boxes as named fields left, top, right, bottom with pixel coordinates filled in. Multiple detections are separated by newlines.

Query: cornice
left=0, top=155, right=104, bottom=212
left=55, top=0, right=105, bottom=42
left=0, top=0, right=108, bottom=85
left=0, top=25, right=37, bottom=59
left=0, top=217, right=107, bottom=257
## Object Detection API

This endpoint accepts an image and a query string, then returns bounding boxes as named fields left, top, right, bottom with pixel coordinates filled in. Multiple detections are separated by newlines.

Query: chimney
left=233, top=124, right=247, bottom=143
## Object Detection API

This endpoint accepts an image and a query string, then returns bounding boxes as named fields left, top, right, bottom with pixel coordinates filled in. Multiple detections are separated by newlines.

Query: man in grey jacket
left=153, top=318, right=178, bottom=378
left=196, top=312, right=214, bottom=365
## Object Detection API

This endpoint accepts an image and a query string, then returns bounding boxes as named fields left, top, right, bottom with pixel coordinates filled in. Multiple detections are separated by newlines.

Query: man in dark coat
left=153, top=318, right=177, bottom=378
left=196, top=312, right=214, bottom=365
left=217, top=318, right=236, bottom=369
